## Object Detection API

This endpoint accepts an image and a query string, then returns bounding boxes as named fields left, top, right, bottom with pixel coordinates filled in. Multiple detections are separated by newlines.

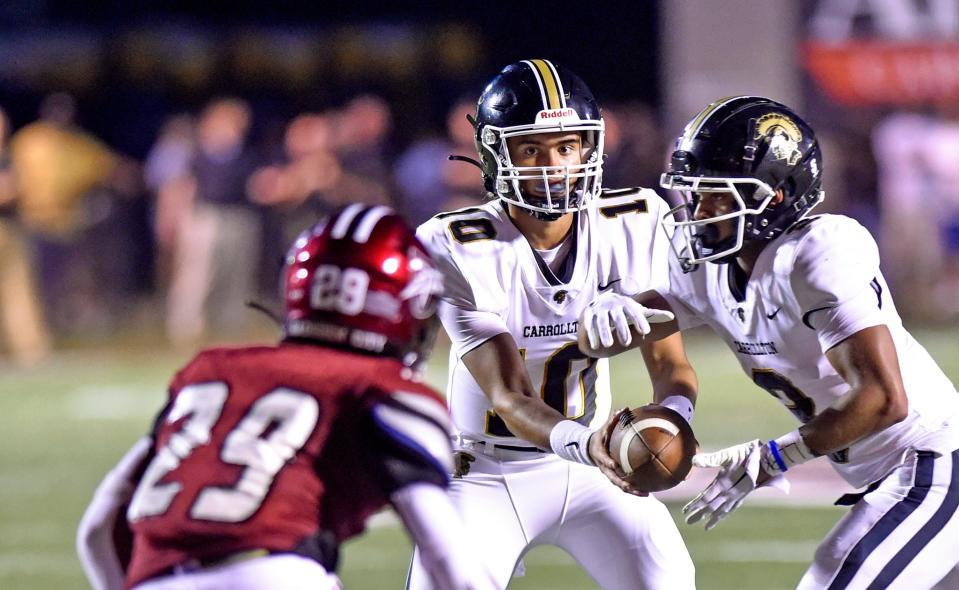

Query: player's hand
left=589, top=408, right=648, bottom=496
left=682, top=440, right=788, bottom=530
left=581, top=291, right=674, bottom=349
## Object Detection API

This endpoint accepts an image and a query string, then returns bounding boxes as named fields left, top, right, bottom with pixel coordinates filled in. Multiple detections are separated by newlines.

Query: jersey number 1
left=127, top=382, right=320, bottom=523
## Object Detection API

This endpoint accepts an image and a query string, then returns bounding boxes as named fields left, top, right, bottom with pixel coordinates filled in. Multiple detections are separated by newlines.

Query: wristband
left=761, top=429, right=818, bottom=475
left=549, top=420, right=595, bottom=466
left=659, top=395, right=695, bottom=424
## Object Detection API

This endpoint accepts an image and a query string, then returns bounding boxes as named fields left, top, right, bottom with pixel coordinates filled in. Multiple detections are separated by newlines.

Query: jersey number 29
left=127, top=382, right=320, bottom=523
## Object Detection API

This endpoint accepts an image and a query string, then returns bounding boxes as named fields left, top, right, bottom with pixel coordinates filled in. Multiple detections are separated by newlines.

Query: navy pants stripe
left=827, top=451, right=936, bottom=590
left=866, top=449, right=959, bottom=589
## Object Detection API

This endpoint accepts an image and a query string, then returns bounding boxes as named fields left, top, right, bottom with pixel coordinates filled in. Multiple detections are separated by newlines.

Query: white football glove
left=581, top=290, right=674, bottom=349
left=682, top=440, right=790, bottom=531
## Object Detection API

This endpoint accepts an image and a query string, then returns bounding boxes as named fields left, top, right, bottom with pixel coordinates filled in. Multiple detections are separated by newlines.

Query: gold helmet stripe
left=679, top=95, right=748, bottom=151
left=525, top=59, right=562, bottom=110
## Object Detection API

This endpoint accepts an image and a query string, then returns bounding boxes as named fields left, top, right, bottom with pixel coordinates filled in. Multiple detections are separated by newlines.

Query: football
left=607, top=404, right=696, bottom=492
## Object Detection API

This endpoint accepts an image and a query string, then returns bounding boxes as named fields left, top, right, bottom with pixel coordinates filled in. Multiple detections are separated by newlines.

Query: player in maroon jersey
left=77, top=204, right=498, bottom=590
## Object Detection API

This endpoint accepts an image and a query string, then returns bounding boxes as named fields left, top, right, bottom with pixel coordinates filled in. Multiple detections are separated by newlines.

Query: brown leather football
left=607, top=404, right=696, bottom=493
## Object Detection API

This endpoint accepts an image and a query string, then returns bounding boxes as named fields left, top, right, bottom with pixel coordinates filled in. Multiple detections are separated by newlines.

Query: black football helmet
left=660, top=96, right=824, bottom=270
left=473, top=59, right=605, bottom=219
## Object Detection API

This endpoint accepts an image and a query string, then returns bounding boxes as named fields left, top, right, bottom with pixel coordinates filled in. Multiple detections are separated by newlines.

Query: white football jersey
left=418, top=190, right=671, bottom=448
left=663, top=214, right=959, bottom=488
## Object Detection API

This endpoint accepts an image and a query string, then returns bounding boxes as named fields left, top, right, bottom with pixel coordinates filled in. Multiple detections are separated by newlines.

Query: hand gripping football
left=607, top=404, right=697, bottom=493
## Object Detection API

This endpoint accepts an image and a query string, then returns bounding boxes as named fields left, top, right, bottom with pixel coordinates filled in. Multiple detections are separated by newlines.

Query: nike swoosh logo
left=766, top=307, right=782, bottom=319
left=598, top=278, right=622, bottom=292
left=565, top=442, right=580, bottom=449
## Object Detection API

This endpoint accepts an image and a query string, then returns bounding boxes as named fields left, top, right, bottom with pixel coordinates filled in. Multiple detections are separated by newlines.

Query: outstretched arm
left=77, top=438, right=152, bottom=590
left=639, top=330, right=698, bottom=421
left=393, top=483, right=500, bottom=590
left=684, top=325, right=908, bottom=531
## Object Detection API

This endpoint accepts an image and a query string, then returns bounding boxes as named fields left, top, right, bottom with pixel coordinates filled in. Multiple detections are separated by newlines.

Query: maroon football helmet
left=282, top=204, right=444, bottom=369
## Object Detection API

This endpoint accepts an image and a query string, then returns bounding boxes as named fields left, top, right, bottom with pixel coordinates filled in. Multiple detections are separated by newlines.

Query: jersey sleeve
left=366, top=389, right=454, bottom=494
left=790, top=216, right=886, bottom=352
left=659, top=230, right=707, bottom=330
left=416, top=217, right=509, bottom=358
left=642, top=191, right=674, bottom=295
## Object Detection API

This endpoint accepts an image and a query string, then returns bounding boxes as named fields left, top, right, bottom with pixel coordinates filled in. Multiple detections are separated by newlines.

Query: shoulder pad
left=595, top=187, right=665, bottom=218
left=599, top=187, right=644, bottom=199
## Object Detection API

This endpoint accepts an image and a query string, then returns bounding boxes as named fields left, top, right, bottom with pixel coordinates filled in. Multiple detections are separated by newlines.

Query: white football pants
left=799, top=447, right=959, bottom=590
left=407, top=451, right=695, bottom=590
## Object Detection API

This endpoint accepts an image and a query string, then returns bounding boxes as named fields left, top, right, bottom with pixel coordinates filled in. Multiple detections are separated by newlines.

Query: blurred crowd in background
left=0, top=85, right=671, bottom=364
left=0, top=4, right=957, bottom=366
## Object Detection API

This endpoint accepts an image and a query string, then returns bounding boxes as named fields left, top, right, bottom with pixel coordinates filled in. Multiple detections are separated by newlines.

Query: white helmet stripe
left=543, top=60, right=566, bottom=108
left=521, top=60, right=550, bottom=110
left=330, top=203, right=366, bottom=239
left=352, top=205, right=393, bottom=244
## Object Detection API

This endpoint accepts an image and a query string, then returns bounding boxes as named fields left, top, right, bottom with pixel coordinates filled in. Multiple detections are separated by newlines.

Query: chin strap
left=526, top=209, right=563, bottom=222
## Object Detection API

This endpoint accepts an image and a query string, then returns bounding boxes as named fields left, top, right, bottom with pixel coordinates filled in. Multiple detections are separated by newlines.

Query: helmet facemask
left=479, top=118, right=605, bottom=218
left=660, top=174, right=776, bottom=271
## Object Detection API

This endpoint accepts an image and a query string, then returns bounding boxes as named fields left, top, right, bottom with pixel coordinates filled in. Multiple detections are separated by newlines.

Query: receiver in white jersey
left=663, top=214, right=959, bottom=488
left=417, top=189, right=670, bottom=449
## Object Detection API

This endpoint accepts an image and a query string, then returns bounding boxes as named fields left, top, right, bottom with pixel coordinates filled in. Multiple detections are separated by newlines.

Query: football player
left=580, top=96, right=959, bottom=589
left=408, top=60, right=697, bottom=589
left=77, top=205, right=498, bottom=590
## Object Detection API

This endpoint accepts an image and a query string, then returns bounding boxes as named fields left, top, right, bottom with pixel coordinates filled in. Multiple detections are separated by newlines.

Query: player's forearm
left=800, top=383, right=908, bottom=455
left=490, top=391, right=567, bottom=449
left=805, top=325, right=909, bottom=455
left=642, top=334, right=698, bottom=406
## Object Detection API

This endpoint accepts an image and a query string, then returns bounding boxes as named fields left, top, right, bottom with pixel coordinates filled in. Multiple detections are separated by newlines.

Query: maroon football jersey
left=124, top=343, right=451, bottom=588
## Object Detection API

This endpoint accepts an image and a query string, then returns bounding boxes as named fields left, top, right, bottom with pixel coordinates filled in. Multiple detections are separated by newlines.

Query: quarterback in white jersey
left=424, top=189, right=668, bottom=446
left=408, top=60, right=696, bottom=590
left=581, top=96, right=959, bottom=590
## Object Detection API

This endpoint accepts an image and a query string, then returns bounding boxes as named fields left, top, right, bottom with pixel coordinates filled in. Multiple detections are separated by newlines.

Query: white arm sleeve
left=77, top=437, right=152, bottom=590
left=392, top=483, right=499, bottom=590
left=791, top=218, right=885, bottom=352
left=437, top=301, right=509, bottom=359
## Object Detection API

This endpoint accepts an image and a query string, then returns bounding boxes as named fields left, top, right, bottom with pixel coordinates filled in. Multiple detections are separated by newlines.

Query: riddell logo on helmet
left=536, top=108, right=580, bottom=122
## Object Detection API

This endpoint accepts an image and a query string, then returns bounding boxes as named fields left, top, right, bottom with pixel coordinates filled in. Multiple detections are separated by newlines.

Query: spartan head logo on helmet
left=756, top=113, right=803, bottom=166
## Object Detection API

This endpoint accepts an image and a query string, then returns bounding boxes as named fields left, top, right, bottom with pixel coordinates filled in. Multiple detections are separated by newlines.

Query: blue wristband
left=767, top=440, right=789, bottom=473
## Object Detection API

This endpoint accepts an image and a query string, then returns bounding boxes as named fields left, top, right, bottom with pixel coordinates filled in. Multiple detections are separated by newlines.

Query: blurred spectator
left=145, top=114, right=196, bottom=283
left=393, top=97, right=484, bottom=226
left=335, top=94, right=394, bottom=187
left=872, top=104, right=959, bottom=320
left=164, top=98, right=262, bottom=347
left=9, top=92, right=137, bottom=334
left=0, top=106, right=52, bottom=365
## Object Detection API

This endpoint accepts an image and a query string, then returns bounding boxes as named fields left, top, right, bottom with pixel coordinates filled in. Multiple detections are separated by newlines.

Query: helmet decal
left=755, top=113, right=803, bottom=166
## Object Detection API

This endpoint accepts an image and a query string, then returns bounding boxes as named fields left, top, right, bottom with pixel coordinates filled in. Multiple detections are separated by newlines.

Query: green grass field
left=2, top=327, right=957, bottom=589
